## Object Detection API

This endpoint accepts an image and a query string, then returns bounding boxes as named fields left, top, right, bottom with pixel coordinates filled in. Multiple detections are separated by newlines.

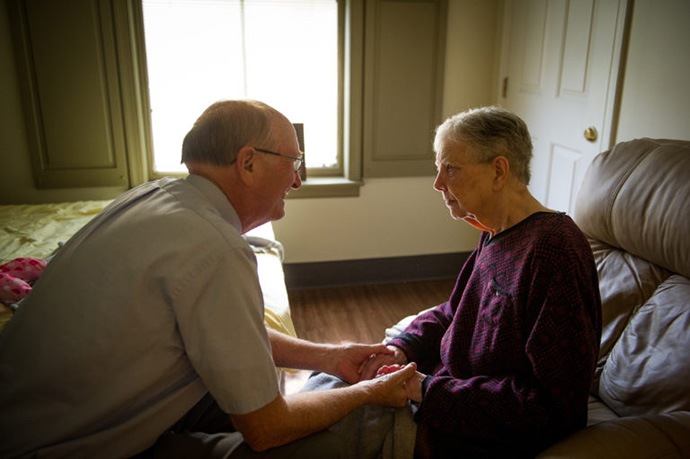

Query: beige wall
left=274, top=177, right=478, bottom=263
left=275, top=0, right=501, bottom=262
left=3, top=0, right=687, bottom=263
left=615, top=0, right=690, bottom=142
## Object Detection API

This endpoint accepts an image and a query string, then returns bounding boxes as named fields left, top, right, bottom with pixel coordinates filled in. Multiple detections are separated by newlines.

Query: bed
left=0, top=200, right=297, bottom=383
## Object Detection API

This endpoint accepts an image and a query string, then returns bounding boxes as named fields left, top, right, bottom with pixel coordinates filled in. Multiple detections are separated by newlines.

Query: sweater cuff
left=421, top=374, right=433, bottom=397
left=388, top=332, right=423, bottom=362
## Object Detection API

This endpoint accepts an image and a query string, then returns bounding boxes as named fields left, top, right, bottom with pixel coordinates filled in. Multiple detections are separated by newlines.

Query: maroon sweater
left=388, top=213, right=601, bottom=458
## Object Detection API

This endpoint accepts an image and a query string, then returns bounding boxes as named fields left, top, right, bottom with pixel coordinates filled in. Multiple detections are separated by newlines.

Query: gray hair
left=434, top=106, right=533, bottom=185
left=181, top=100, right=282, bottom=166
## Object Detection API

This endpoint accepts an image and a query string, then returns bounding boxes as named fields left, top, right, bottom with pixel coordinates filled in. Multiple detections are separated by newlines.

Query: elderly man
left=309, top=106, right=602, bottom=458
left=0, top=100, right=416, bottom=458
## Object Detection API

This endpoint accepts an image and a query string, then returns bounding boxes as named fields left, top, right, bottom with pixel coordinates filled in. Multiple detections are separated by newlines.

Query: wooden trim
left=8, top=0, right=130, bottom=189
left=284, top=251, right=469, bottom=290
left=362, top=0, right=447, bottom=178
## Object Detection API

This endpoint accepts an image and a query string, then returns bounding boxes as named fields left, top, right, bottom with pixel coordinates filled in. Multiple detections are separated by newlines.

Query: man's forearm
left=269, top=329, right=395, bottom=383
left=233, top=384, right=370, bottom=451
left=231, top=363, right=417, bottom=452
left=268, top=328, right=333, bottom=372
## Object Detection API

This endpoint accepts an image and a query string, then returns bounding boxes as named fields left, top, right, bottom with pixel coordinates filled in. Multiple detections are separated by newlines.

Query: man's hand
left=328, top=343, right=394, bottom=384
left=359, top=345, right=408, bottom=380
left=361, top=362, right=419, bottom=407
left=376, top=364, right=425, bottom=402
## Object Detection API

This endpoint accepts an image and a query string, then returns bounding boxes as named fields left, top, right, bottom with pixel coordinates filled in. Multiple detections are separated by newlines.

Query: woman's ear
left=492, top=156, right=510, bottom=190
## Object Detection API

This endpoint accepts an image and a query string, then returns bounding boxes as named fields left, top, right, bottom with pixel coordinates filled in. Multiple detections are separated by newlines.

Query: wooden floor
left=288, top=279, right=456, bottom=345
left=283, top=279, right=456, bottom=393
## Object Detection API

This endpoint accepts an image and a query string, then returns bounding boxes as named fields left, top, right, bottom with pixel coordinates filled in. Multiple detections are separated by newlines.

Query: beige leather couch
left=538, top=138, right=690, bottom=458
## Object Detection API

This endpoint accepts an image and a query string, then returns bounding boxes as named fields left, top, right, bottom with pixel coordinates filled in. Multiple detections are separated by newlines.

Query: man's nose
left=292, top=171, right=302, bottom=190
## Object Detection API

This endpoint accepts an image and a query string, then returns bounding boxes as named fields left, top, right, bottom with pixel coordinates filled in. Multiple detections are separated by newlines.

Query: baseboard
left=283, top=251, right=470, bottom=290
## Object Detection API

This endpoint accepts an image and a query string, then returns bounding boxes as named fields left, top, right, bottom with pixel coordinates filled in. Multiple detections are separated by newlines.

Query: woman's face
left=433, top=140, right=495, bottom=228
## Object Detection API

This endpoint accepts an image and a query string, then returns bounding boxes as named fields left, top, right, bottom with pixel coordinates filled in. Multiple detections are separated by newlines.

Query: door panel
left=500, top=0, right=628, bottom=214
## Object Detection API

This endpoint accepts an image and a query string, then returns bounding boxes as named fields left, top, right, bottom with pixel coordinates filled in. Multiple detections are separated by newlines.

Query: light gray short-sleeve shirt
left=0, top=175, right=279, bottom=458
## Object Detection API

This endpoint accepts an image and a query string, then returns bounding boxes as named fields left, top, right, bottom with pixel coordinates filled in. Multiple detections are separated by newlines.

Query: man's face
left=433, top=140, right=494, bottom=224
left=254, top=119, right=303, bottom=223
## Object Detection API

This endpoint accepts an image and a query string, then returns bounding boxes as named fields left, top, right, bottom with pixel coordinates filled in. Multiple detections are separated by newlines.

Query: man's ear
left=492, top=156, right=510, bottom=190
left=235, top=146, right=257, bottom=185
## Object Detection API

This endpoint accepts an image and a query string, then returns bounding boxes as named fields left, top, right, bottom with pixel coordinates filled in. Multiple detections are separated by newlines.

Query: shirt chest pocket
left=479, top=278, right=514, bottom=326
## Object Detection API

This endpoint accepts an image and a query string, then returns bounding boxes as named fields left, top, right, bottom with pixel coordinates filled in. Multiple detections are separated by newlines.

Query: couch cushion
left=589, top=239, right=671, bottom=391
left=537, top=411, right=690, bottom=458
left=575, top=138, right=690, bottom=417
left=575, top=138, right=690, bottom=279
left=598, top=275, right=690, bottom=417
left=586, top=395, right=619, bottom=426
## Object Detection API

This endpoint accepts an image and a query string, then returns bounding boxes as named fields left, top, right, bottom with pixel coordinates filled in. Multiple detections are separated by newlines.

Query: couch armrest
left=537, top=411, right=690, bottom=458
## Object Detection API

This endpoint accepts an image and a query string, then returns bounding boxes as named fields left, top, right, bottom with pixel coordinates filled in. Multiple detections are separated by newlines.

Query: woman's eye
left=445, top=164, right=454, bottom=173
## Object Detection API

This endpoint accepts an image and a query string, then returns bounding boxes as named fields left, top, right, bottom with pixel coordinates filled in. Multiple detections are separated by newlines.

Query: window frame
left=124, top=0, right=446, bottom=198
left=128, top=0, right=363, bottom=198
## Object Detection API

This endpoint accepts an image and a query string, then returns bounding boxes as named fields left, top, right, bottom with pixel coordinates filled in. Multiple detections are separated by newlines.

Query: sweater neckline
left=483, top=211, right=564, bottom=246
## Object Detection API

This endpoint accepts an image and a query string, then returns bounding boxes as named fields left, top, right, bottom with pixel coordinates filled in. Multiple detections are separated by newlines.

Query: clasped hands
left=358, top=345, right=425, bottom=403
left=327, top=342, right=424, bottom=405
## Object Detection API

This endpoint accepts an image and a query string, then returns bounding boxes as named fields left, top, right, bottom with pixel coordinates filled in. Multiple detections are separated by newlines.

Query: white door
left=498, top=0, right=628, bottom=214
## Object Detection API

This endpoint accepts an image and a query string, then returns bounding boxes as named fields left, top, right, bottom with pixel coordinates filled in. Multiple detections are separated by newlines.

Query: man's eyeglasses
left=254, top=147, right=304, bottom=172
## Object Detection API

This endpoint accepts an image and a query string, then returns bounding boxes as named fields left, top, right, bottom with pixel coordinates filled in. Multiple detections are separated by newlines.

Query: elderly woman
left=358, top=106, right=602, bottom=458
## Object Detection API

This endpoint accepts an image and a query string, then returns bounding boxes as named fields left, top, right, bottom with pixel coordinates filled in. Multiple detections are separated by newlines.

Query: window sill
left=148, top=173, right=362, bottom=198
left=288, top=177, right=363, bottom=199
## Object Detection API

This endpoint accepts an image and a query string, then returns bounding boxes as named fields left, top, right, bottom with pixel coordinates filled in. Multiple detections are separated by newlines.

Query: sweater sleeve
left=387, top=248, right=479, bottom=373
left=387, top=301, right=453, bottom=374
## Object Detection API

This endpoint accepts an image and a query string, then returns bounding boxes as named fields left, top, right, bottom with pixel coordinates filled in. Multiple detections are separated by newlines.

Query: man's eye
left=445, top=164, right=454, bottom=173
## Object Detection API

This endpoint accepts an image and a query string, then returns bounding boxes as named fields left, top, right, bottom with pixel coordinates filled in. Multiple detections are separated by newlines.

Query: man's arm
left=268, top=328, right=393, bottom=383
left=230, top=362, right=418, bottom=451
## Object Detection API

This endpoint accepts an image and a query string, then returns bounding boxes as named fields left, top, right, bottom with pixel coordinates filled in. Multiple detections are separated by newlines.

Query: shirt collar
left=184, top=174, right=243, bottom=233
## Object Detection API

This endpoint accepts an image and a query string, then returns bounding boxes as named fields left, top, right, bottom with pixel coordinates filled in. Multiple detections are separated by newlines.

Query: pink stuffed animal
left=0, top=258, right=48, bottom=303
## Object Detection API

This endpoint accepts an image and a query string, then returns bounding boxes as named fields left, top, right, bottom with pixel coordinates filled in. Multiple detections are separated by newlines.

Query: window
left=7, top=0, right=445, bottom=194
left=142, top=0, right=340, bottom=176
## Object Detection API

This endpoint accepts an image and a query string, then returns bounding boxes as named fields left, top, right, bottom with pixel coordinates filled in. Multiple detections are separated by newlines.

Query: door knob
left=584, top=126, right=598, bottom=142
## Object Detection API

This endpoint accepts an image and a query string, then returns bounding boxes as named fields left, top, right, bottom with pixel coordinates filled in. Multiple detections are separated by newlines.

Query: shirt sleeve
left=171, top=246, right=279, bottom=415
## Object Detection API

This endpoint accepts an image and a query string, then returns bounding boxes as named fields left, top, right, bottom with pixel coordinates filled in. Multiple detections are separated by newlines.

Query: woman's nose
left=433, top=171, right=445, bottom=192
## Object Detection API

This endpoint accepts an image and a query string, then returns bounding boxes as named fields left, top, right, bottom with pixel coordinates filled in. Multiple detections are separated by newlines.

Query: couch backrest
left=574, top=138, right=690, bottom=417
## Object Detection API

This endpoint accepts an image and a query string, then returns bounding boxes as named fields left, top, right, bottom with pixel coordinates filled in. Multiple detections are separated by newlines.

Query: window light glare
left=142, top=0, right=339, bottom=174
